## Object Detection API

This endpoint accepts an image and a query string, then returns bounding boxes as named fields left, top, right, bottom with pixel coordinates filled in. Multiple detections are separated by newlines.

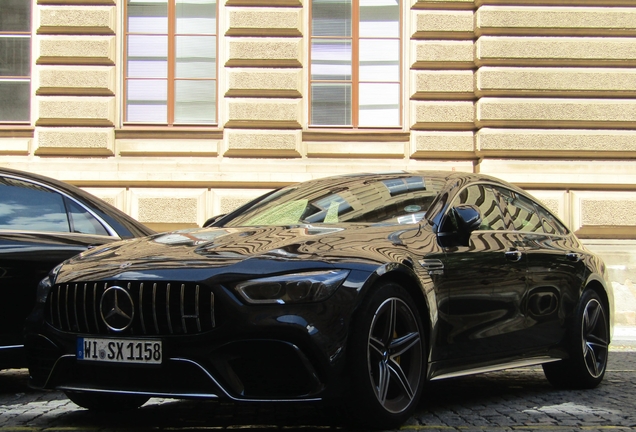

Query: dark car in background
left=0, top=167, right=155, bottom=370
left=24, top=171, right=612, bottom=429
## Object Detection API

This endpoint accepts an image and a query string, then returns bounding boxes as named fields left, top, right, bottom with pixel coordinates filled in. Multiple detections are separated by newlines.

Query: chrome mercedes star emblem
left=100, top=286, right=135, bottom=332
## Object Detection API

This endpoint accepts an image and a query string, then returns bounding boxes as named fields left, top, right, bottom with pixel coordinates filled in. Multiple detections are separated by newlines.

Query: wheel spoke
left=584, top=342, right=600, bottom=376
left=369, top=335, right=385, bottom=357
left=586, top=333, right=608, bottom=348
left=584, top=302, right=601, bottom=333
left=376, top=357, right=391, bottom=404
left=389, top=331, right=421, bottom=358
left=380, top=299, right=398, bottom=348
left=387, top=358, right=415, bottom=401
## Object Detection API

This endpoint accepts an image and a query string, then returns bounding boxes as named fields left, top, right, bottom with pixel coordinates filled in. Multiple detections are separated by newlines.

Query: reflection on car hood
left=55, top=223, right=430, bottom=283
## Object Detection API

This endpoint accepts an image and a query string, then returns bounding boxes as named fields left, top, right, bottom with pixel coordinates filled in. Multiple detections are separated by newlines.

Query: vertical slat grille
left=45, top=281, right=217, bottom=336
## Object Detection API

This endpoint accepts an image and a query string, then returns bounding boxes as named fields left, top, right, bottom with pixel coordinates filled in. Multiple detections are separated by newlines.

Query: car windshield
left=223, top=174, right=445, bottom=227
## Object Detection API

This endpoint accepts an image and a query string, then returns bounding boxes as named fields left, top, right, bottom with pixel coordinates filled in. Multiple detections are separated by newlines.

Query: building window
left=124, top=0, right=217, bottom=125
left=309, top=0, right=401, bottom=128
left=0, top=0, right=31, bottom=123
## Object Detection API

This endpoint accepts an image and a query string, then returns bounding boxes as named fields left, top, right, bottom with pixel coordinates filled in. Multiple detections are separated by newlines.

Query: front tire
left=543, top=289, right=609, bottom=389
left=65, top=390, right=150, bottom=411
left=348, top=281, right=425, bottom=429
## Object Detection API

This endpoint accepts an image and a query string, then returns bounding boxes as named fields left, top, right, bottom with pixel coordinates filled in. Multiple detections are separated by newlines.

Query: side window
left=0, top=178, right=70, bottom=232
left=66, top=199, right=109, bottom=236
left=452, top=184, right=506, bottom=231
left=498, top=188, right=543, bottom=233
left=535, top=204, right=568, bottom=235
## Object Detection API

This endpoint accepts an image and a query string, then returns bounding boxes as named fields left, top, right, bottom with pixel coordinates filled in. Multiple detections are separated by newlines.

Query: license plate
left=77, top=338, right=162, bottom=365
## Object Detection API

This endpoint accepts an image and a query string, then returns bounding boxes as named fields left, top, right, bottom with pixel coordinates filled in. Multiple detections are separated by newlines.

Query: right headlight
left=234, top=269, right=350, bottom=304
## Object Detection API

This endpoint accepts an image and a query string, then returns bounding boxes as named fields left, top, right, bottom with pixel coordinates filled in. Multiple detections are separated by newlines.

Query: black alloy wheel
left=348, top=281, right=425, bottom=429
left=543, top=289, right=609, bottom=389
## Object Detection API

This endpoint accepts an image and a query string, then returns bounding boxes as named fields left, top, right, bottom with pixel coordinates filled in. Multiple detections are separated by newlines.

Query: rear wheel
left=348, top=281, right=425, bottom=429
left=543, top=289, right=609, bottom=389
left=65, top=390, right=149, bottom=411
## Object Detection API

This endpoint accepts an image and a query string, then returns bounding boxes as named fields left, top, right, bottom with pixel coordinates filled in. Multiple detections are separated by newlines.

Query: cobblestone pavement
left=2, top=344, right=636, bottom=432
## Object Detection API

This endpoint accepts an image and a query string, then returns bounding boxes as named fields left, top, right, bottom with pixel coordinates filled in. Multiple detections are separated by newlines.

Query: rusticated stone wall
left=2, top=1, right=636, bottom=317
left=1, top=0, right=634, bottom=233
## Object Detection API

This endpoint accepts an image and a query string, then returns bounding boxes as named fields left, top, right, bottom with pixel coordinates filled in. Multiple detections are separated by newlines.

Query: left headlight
left=35, top=263, right=62, bottom=304
left=234, top=269, right=350, bottom=304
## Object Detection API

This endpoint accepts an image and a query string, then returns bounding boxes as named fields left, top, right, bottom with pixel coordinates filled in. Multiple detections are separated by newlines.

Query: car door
left=498, top=189, right=586, bottom=348
left=0, top=175, right=117, bottom=359
left=434, top=183, right=530, bottom=363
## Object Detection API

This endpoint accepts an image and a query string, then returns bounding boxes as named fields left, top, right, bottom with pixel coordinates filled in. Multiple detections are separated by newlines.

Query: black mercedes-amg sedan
left=0, top=167, right=155, bottom=370
left=24, top=171, right=613, bottom=429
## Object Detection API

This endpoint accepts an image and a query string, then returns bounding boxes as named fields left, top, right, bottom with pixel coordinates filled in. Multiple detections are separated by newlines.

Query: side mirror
left=203, top=214, right=226, bottom=228
left=453, top=204, right=481, bottom=234
left=438, top=204, right=482, bottom=247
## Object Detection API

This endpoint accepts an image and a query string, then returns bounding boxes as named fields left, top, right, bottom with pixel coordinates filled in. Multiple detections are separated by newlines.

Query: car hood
left=55, top=223, right=432, bottom=284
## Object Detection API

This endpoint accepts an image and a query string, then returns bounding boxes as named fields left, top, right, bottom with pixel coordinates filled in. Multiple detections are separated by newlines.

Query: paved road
left=2, top=343, right=636, bottom=432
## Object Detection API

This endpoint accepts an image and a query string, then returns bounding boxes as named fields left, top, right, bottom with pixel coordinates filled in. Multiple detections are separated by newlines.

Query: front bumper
left=25, top=280, right=361, bottom=402
left=27, top=334, right=328, bottom=401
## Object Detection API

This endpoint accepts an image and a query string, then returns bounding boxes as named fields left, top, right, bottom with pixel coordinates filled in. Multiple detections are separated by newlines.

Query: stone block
left=37, top=65, right=115, bottom=96
left=226, top=68, right=302, bottom=98
left=477, top=128, right=636, bottom=156
left=225, top=98, right=302, bottom=128
left=224, top=129, right=301, bottom=157
left=226, top=37, right=302, bottom=67
left=38, top=36, right=116, bottom=65
left=35, top=127, right=114, bottom=155
left=411, top=70, right=475, bottom=100
left=38, top=6, right=116, bottom=35
left=412, top=10, right=474, bottom=39
left=411, top=100, right=475, bottom=130
left=476, top=36, right=636, bottom=67
left=476, top=6, right=636, bottom=36
left=477, top=67, right=636, bottom=97
left=571, top=191, right=636, bottom=237
left=477, top=98, right=636, bottom=128
left=37, top=96, right=115, bottom=127
left=226, top=7, right=302, bottom=37
left=130, top=188, right=207, bottom=228
left=411, top=40, right=474, bottom=69
left=410, top=131, right=475, bottom=158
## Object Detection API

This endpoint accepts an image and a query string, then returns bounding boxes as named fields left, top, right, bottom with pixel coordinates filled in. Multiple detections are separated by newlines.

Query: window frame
left=308, top=0, right=403, bottom=129
left=123, top=0, right=219, bottom=126
left=0, top=1, right=32, bottom=125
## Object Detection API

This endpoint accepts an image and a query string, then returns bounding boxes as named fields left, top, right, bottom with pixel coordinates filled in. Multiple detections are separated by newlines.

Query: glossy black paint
left=0, top=167, right=155, bottom=369
left=24, top=171, right=613, bottom=414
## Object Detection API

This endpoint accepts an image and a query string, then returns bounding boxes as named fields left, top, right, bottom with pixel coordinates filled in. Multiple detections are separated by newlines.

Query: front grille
left=46, top=281, right=216, bottom=336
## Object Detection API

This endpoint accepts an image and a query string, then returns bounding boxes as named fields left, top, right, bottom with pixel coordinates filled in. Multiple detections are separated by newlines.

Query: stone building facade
left=1, top=0, right=636, bottom=322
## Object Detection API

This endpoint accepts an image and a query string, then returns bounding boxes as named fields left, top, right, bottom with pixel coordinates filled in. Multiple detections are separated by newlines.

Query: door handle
left=505, top=249, right=523, bottom=262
